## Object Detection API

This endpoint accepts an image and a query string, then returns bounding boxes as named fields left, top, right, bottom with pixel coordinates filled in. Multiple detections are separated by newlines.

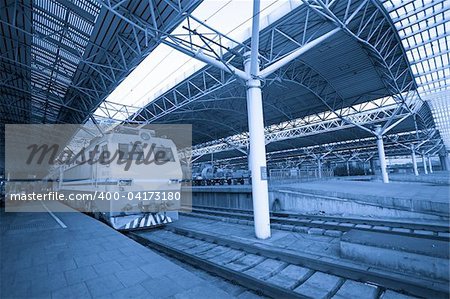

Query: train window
left=99, top=144, right=109, bottom=164
left=118, top=143, right=145, bottom=160
left=88, top=150, right=97, bottom=160
left=155, top=146, right=175, bottom=162
left=118, top=143, right=129, bottom=160
left=130, top=143, right=145, bottom=160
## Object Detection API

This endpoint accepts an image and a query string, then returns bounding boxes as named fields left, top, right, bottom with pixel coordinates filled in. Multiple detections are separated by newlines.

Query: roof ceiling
left=0, top=0, right=201, bottom=124
left=0, top=0, right=446, bottom=173
left=0, top=0, right=201, bottom=173
left=130, top=0, right=432, bottom=148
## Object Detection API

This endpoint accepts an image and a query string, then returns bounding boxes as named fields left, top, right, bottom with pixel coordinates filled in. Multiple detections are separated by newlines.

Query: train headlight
left=140, top=132, right=151, bottom=140
left=168, top=179, right=180, bottom=184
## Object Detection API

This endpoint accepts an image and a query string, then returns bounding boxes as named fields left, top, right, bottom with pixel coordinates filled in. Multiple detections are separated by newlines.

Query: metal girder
left=124, top=9, right=337, bottom=122
left=1, top=0, right=104, bottom=123
left=93, top=100, right=142, bottom=123
left=198, top=129, right=443, bottom=168
left=300, top=0, right=420, bottom=129
left=101, top=0, right=348, bottom=82
left=0, top=0, right=201, bottom=124
left=128, top=0, right=394, bottom=124
left=124, top=0, right=438, bottom=158
left=130, top=67, right=237, bottom=123
left=190, top=97, right=419, bottom=158
left=275, top=61, right=420, bottom=136
left=61, top=0, right=201, bottom=123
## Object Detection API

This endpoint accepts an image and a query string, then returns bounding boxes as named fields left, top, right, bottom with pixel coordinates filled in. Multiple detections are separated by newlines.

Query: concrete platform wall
left=192, top=188, right=253, bottom=210
left=269, top=189, right=447, bottom=220
left=191, top=184, right=448, bottom=221
left=389, top=171, right=450, bottom=185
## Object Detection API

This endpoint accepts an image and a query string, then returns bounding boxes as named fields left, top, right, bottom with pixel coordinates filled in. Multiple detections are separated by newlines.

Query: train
left=47, top=126, right=183, bottom=230
left=191, top=164, right=251, bottom=186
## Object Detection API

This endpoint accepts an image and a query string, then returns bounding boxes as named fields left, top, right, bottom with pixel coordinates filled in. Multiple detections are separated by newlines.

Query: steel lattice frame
left=0, top=0, right=202, bottom=173
left=200, top=129, right=443, bottom=168
left=0, top=0, right=201, bottom=124
left=129, top=0, right=415, bottom=119
left=87, top=0, right=445, bottom=169
left=126, top=0, right=438, bottom=142
left=191, top=98, right=414, bottom=156
left=1, top=0, right=446, bottom=172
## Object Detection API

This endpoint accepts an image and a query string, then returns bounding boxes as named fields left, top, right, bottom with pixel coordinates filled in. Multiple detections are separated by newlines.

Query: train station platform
left=273, top=179, right=449, bottom=218
left=191, top=178, right=450, bottom=220
left=387, top=171, right=450, bottom=185
left=0, top=203, right=234, bottom=298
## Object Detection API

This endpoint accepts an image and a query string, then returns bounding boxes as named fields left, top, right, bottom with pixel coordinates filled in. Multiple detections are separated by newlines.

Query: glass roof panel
left=382, top=0, right=450, bottom=149
left=28, top=0, right=101, bottom=123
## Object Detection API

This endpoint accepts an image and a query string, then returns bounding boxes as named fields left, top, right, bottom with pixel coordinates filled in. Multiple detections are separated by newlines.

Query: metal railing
left=268, top=168, right=334, bottom=182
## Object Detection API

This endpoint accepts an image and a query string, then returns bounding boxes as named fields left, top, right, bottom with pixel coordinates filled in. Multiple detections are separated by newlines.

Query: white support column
left=317, top=158, right=322, bottom=179
left=375, top=126, right=389, bottom=183
left=243, top=0, right=270, bottom=240
left=422, top=152, right=428, bottom=174
left=411, top=145, right=418, bottom=176
left=369, top=158, right=375, bottom=174
left=428, top=156, right=433, bottom=173
left=441, top=154, right=450, bottom=171
left=439, top=155, right=446, bottom=170
left=244, top=56, right=270, bottom=239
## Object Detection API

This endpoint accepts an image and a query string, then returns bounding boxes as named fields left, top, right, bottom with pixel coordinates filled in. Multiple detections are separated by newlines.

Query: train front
left=103, top=129, right=183, bottom=230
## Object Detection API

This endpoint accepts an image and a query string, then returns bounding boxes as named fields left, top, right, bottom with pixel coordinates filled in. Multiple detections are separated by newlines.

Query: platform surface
left=191, top=178, right=450, bottom=217
left=273, top=178, right=450, bottom=217
left=0, top=203, right=235, bottom=298
left=190, top=177, right=449, bottom=204
left=275, top=179, right=449, bottom=203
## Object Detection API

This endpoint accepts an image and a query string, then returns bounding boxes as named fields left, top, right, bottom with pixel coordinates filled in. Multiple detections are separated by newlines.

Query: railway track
left=182, top=205, right=450, bottom=241
left=129, top=227, right=448, bottom=299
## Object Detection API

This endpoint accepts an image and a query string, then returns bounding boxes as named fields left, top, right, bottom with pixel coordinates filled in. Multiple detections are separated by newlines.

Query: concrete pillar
left=422, top=152, right=428, bottom=174
left=346, top=161, right=350, bottom=176
left=411, top=145, right=418, bottom=176
left=375, top=126, right=389, bottom=183
left=369, top=158, right=375, bottom=174
left=317, top=158, right=322, bottom=178
left=238, top=0, right=272, bottom=239
left=439, top=155, right=448, bottom=171
left=428, top=156, right=433, bottom=173
left=243, top=47, right=270, bottom=239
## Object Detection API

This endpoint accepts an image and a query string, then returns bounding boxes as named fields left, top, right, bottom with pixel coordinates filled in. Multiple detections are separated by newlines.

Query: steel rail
left=129, top=227, right=448, bottom=299
left=183, top=205, right=449, bottom=241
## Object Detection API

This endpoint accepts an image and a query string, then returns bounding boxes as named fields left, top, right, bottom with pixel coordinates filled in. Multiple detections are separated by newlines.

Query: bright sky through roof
left=94, top=0, right=301, bottom=119
left=383, top=0, right=450, bottom=149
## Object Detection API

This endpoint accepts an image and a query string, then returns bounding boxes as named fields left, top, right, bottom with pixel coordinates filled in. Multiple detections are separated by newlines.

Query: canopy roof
left=0, top=0, right=447, bottom=172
